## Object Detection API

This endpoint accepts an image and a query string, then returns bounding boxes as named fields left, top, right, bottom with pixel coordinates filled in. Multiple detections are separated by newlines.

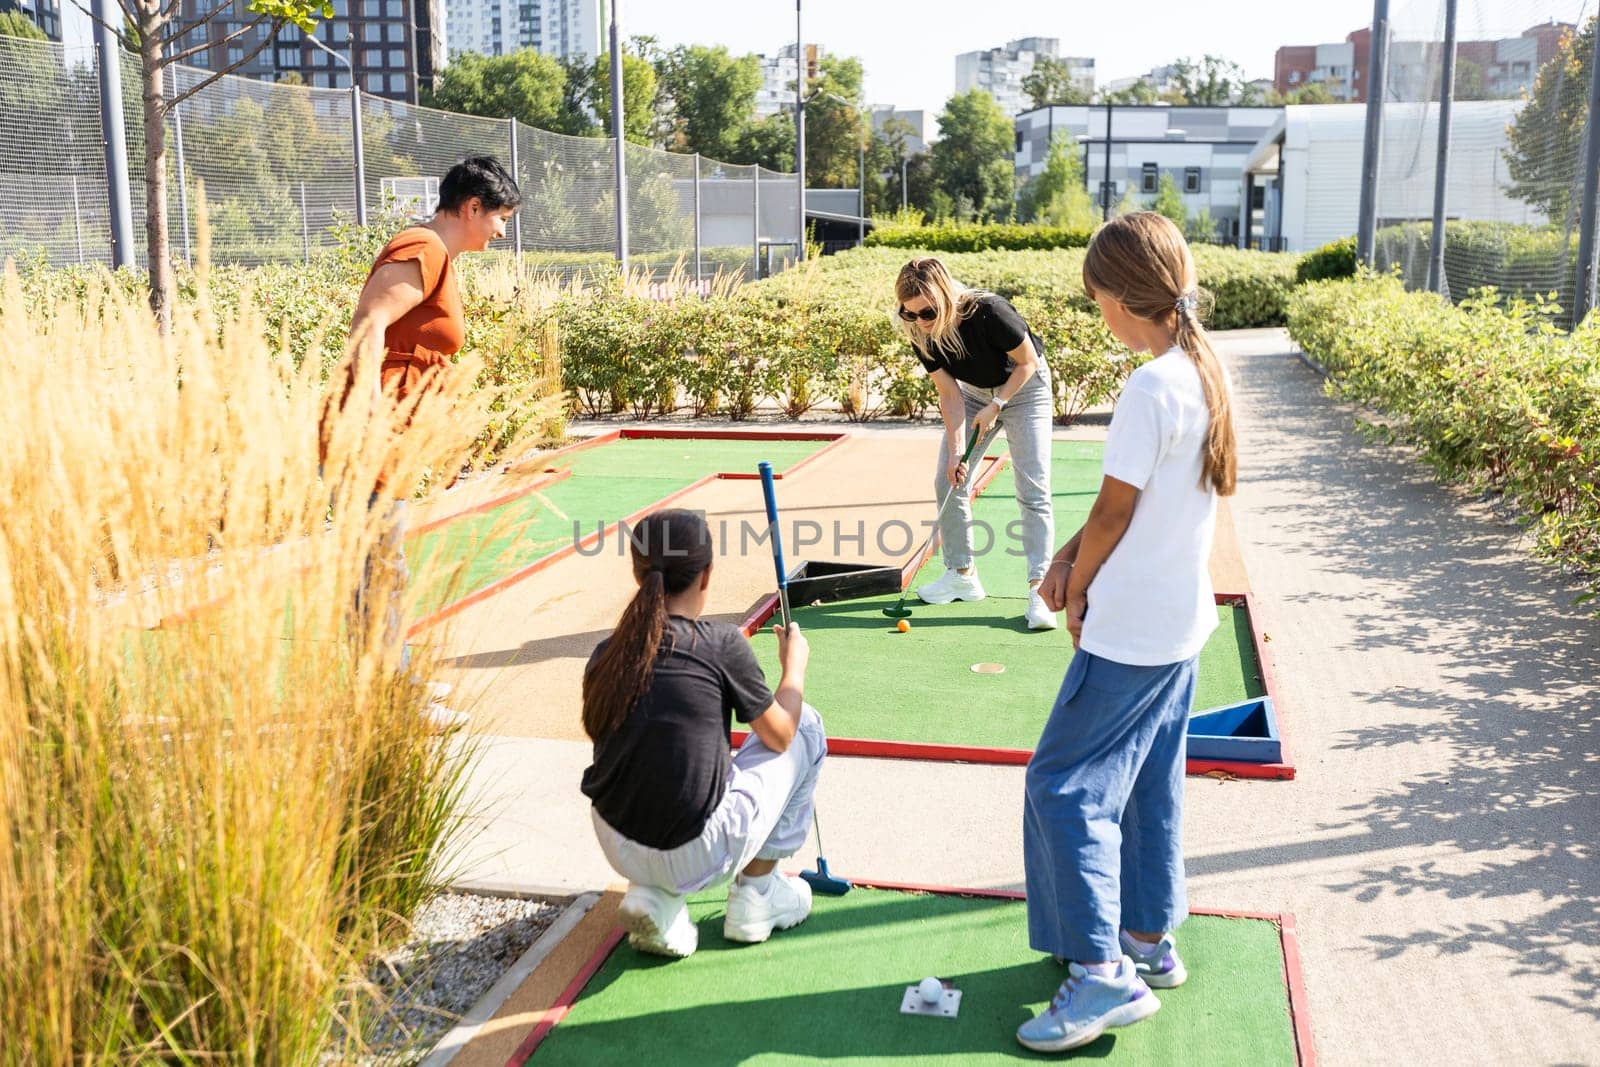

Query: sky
left=61, top=0, right=1596, bottom=123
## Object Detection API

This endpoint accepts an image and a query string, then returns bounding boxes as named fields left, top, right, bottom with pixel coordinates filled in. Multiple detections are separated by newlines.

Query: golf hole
left=969, top=662, right=1006, bottom=675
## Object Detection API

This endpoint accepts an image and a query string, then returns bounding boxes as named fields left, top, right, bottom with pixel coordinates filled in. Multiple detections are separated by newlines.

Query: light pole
left=609, top=0, right=628, bottom=272
left=795, top=0, right=806, bottom=261
left=306, top=29, right=367, bottom=227
left=1101, top=100, right=1113, bottom=221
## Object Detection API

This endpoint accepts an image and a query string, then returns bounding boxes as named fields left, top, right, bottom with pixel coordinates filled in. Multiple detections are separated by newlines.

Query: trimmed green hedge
left=1373, top=220, right=1581, bottom=309
left=865, top=223, right=1094, bottom=253
left=760, top=244, right=1302, bottom=331
left=1296, top=236, right=1357, bottom=284
left=1288, top=272, right=1600, bottom=604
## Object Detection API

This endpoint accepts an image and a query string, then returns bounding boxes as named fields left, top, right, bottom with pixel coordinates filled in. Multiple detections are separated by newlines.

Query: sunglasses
left=897, top=306, right=938, bottom=322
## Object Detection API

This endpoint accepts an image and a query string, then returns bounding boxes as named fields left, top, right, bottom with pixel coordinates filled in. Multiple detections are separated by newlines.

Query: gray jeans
left=934, top=367, right=1054, bottom=583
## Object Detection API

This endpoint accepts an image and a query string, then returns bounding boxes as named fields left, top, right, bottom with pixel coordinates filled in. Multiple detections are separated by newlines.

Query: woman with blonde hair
left=894, top=257, right=1058, bottom=630
left=1016, top=212, right=1237, bottom=1053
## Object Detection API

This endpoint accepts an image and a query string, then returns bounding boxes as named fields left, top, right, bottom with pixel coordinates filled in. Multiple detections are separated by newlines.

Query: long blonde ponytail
left=1082, top=213, right=1237, bottom=495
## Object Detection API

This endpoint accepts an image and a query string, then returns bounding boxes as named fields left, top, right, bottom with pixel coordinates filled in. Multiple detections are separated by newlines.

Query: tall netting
left=1373, top=0, right=1599, bottom=313
left=0, top=40, right=798, bottom=279
left=0, top=37, right=115, bottom=267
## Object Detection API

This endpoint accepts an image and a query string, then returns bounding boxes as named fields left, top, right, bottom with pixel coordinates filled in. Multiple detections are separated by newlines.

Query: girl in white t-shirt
left=1015, top=212, right=1238, bottom=1054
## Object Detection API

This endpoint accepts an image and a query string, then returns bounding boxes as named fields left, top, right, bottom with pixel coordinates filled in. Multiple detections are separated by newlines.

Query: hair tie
left=1175, top=291, right=1199, bottom=315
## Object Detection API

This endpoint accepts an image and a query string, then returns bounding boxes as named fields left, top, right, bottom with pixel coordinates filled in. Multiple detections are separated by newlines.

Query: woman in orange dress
left=336, top=156, right=521, bottom=729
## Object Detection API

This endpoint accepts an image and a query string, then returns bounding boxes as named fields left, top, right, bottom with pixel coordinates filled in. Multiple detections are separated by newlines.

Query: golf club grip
left=757, top=461, right=787, bottom=594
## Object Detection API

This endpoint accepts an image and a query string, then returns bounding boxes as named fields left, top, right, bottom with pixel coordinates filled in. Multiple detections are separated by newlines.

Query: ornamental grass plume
left=0, top=196, right=548, bottom=1060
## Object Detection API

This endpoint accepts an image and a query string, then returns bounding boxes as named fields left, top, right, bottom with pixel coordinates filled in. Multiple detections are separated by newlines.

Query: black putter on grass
left=758, top=460, right=851, bottom=897
left=883, top=423, right=984, bottom=621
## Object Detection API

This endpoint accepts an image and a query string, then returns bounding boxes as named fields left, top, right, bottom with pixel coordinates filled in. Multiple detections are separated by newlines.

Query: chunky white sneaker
left=723, top=873, right=813, bottom=944
left=1120, top=930, right=1188, bottom=989
left=916, top=568, right=986, bottom=605
left=1016, top=957, right=1160, bottom=1053
left=1026, top=588, right=1059, bottom=630
left=422, top=702, right=469, bottom=733
left=619, top=884, right=699, bottom=959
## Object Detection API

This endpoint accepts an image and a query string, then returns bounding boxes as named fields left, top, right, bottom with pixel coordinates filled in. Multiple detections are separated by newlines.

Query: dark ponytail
left=582, top=509, right=714, bottom=742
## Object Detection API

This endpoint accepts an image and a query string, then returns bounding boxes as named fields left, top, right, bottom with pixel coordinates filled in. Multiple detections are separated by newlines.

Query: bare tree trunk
left=139, top=7, right=172, bottom=332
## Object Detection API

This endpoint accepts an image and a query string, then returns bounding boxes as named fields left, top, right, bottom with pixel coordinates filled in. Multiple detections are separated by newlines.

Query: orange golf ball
left=896, top=619, right=910, bottom=633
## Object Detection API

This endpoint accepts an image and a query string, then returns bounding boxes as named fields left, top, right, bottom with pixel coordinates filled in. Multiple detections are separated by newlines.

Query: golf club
left=757, top=461, right=850, bottom=896
left=883, top=422, right=985, bottom=620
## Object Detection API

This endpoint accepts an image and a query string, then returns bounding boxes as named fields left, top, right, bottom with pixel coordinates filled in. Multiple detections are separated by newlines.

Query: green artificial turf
left=406, top=437, right=827, bottom=615
left=745, top=439, right=1263, bottom=752
left=749, top=598, right=1263, bottom=752
left=531, top=888, right=1298, bottom=1065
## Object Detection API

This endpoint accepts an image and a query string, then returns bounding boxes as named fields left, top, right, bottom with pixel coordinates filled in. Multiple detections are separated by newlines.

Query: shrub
left=1288, top=272, right=1600, bottom=604
left=866, top=222, right=1094, bottom=253
left=1372, top=220, right=1581, bottom=310
left=1296, top=236, right=1357, bottom=284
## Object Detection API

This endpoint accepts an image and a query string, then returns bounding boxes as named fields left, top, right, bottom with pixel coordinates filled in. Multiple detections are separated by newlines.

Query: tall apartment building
left=443, top=0, right=600, bottom=60
left=954, top=37, right=1059, bottom=117
left=1275, top=19, right=1573, bottom=103
left=0, top=0, right=60, bottom=40
left=755, top=41, right=821, bottom=117
left=171, top=0, right=444, bottom=103
left=446, top=0, right=518, bottom=56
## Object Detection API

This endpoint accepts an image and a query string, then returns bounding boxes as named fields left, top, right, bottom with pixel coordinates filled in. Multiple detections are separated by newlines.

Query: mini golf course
left=519, top=886, right=1308, bottom=1065
left=406, top=431, right=840, bottom=626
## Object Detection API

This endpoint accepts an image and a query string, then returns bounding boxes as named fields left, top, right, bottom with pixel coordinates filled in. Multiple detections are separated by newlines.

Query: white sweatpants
left=592, top=703, right=827, bottom=896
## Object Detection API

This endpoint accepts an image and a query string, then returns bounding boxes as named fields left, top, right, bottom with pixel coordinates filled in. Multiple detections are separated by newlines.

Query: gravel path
left=327, top=892, right=563, bottom=1064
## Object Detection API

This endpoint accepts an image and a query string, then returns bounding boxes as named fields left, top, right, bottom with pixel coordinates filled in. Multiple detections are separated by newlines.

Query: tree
left=733, top=111, right=795, bottom=171
left=426, top=50, right=568, bottom=132
left=1168, top=54, right=1249, bottom=106
left=1017, top=133, right=1096, bottom=229
left=555, top=56, right=598, bottom=136
left=930, top=88, right=1015, bottom=221
left=1022, top=56, right=1091, bottom=108
left=588, top=50, right=658, bottom=146
left=652, top=44, right=761, bottom=159
left=1150, top=171, right=1187, bottom=228
left=1099, top=80, right=1159, bottom=105
left=802, top=54, right=867, bottom=189
left=1452, top=56, right=1488, bottom=101
left=1505, top=17, right=1593, bottom=224
left=0, top=10, right=47, bottom=38
left=1290, top=82, right=1337, bottom=105
left=89, top=0, right=330, bottom=330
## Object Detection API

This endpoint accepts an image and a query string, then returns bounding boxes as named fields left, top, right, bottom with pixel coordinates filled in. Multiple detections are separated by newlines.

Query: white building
left=1239, top=101, right=1543, bottom=252
left=755, top=42, right=821, bottom=117
left=955, top=37, right=1059, bottom=117
left=446, top=0, right=517, bottom=56
left=1015, top=104, right=1282, bottom=242
left=444, top=0, right=599, bottom=60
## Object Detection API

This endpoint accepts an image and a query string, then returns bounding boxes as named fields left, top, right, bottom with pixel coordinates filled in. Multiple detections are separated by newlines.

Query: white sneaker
left=422, top=702, right=469, bottom=733
left=619, top=884, right=699, bottom=958
left=917, top=568, right=986, bottom=605
left=1026, top=588, right=1059, bottom=630
left=723, top=873, right=813, bottom=944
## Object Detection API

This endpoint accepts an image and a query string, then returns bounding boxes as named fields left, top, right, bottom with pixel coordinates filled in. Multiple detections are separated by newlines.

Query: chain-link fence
left=1371, top=1, right=1599, bottom=316
left=0, top=34, right=801, bottom=282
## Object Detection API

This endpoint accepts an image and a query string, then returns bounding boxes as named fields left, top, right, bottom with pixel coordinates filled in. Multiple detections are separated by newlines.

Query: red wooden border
left=505, top=926, right=627, bottom=1066
left=411, top=467, right=574, bottom=537
left=409, top=430, right=850, bottom=634
left=407, top=475, right=717, bottom=636
left=506, top=879, right=1314, bottom=1066
left=728, top=587, right=1295, bottom=780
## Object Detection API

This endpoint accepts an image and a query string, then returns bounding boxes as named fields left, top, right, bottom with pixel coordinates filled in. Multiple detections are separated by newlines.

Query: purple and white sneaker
left=1016, top=957, right=1160, bottom=1053
left=1120, top=930, right=1188, bottom=989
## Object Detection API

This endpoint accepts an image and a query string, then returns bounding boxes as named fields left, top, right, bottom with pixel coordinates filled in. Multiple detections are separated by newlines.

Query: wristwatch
left=991, top=394, right=1008, bottom=410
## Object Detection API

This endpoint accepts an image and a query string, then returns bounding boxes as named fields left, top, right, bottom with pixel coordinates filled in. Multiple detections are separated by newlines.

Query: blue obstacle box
left=1187, top=697, right=1282, bottom=764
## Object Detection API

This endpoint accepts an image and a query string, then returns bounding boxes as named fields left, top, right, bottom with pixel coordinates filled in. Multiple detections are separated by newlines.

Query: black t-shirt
left=914, top=293, right=1045, bottom=389
left=580, top=616, right=775, bottom=850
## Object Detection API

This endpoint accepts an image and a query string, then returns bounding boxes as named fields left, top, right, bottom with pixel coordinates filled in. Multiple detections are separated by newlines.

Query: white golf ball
left=918, top=976, right=943, bottom=1005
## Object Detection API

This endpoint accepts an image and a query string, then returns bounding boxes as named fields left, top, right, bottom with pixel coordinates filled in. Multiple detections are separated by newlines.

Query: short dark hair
left=437, top=156, right=522, bottom=214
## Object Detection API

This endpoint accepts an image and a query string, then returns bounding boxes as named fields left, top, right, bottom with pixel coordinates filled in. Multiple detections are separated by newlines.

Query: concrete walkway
left=445, top=329, right=1600, bottom=1065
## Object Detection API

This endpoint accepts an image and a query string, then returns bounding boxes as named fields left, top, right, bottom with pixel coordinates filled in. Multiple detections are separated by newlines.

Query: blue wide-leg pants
left=1024, top=649, right=1196, bottom=963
